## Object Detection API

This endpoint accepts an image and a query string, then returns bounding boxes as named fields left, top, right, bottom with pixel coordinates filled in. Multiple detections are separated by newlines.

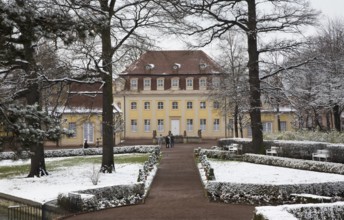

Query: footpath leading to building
left=64, top=140, right=255, bottom=220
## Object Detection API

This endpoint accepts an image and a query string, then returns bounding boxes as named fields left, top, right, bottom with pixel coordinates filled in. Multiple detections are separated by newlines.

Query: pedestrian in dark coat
left=170, top=134, right=174, bottom=148
left=165, top=135, right=170, bottom=148
left=83, top=139, right=89, bottom=148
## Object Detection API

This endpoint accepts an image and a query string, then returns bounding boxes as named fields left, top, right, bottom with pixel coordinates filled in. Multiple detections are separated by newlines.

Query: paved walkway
left=63, top=140, right=255, bottom=220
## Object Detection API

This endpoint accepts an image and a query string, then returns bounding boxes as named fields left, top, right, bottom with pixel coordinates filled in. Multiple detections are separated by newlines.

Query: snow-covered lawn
left=210, top=160, right=344, bottom=184
left=0, top=155, right=147, bottom=204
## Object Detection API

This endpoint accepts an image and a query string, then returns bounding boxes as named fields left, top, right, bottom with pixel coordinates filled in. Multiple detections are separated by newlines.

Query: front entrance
left=171, top=119, right=180, bottom=135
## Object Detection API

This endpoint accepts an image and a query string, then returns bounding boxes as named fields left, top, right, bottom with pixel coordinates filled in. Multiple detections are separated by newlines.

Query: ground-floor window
left=144, top=119, right=151, bottom=132
left=280, top=121, right=287, bottom=132
left=187, top=119, right=193, bottom=131
left=83, top=122, right=94, bottom=143
left=200, top=119, right=206, bottom=131
left=157, top=119, right=164, bottom=132
left=68, top=122, right=77, bottom=138
left=131, top=119, right=137, bottom=132
left=262, top=122, right=273, bottom=133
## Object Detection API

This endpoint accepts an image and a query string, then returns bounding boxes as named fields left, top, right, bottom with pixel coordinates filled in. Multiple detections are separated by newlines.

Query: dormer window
left=200, top=63, right=207, bottom=70
left=173, top=63, right=181, bottom=70
left=145, top=64, right=155, bottom=70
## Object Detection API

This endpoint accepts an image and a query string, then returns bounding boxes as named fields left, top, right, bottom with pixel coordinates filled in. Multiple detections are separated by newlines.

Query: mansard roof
left=121, top=50, right=223, bottom=75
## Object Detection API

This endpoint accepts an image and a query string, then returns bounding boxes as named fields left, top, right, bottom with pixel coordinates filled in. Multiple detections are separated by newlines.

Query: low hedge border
left=254, top=201, right=344, bottom=220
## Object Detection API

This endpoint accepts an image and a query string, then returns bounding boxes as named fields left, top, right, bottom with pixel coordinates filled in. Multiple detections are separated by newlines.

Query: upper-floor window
left=144, top=78, right=151, bottom=90
left=157, top=78, right=164, bottom=89
left=144, top=101, right=150, bottom=110
left=157, top=101, right=164, bottom=110
left=213, top=101, right=220, bottom=109
left=200, top=101, right=206, bottom=109
left=186, top=78, right=193, bottom=90
left=172, top=78, right=179, bottom=89
left=172, top=101, right=178, bottom=109
left=130, top=78, right=138, bottom=90
left=187, top=101, right=193, bottom=109
left=212, top=77, right=220, bottom=88
left=131, top=102, right=137, bottom=110
left=199, top=78, right=207, bottom=89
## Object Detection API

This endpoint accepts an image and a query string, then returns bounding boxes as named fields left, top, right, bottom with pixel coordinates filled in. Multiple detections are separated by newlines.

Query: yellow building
left=114, top=50, right=226, bottom=139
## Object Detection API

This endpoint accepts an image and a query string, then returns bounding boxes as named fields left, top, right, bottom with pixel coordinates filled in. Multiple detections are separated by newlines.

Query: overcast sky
left=157, top=1, right=344, bottom=56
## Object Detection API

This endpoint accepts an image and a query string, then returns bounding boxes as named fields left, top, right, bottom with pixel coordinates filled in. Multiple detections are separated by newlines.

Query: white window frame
left=68, top=122, right=77, bottom=138
left=212, top=77, right=220, bottom=88
left=200, top=119, right=206, bottom=131
left=187, top=119, right=193, bottom=131
left=157, top=78, right=164, bottom=89
left=83, top=122, right=94, bottom=143
left=172, top=101, right=178, bottom=110
left=262, top=122, right=273, bottom=133
left=187, top=101, right=193, bottom=109
left=143, top=78, right=151, bottom=90
left=186, top=78, right=193, bottom=90
left=157, top=101, right=164, bottom=110
left=199, top=78, right=207, bottom=88
left=144, top=101, right=150, bottom=110
left=280, top=121, right=287, bottom=132
left=213, top=101, right=220, bottom=109
left=213, top=119, right=220, bottom=131
left=131, top=102, right=137, bottom=110
left=172, top=78, right=179, bottom=89
left=144, top=119, right=151, bottom=132
left=131, top=119, right=137, bottom=132
left=200, top=101, right=206, bottom=109
left=157, top=119, right=164, bottom=132
left=130, top=78, right=138, bottom=90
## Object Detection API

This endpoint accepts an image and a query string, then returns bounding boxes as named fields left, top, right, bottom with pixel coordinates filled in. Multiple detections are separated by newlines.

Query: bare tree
left=175, top=0, right=318, bottom=152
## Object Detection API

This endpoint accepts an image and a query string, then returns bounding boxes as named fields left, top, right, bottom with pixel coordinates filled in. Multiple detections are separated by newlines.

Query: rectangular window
left=200, top=101, right=206, bottom=109
left=68, top=122, right=77, bottom=138
left=144, top=119, right=151, bottom=132
left=247, top=126, right=252, bottom=137
left=131, top=102, right=137, bottom=110
left=200, top=119, right=206, bottom=131
left=280, top=121, right=287, bottom=132
left=213, top=101, right=220, bottom=109
left=213, top=119, right=220, bottom=131
left=186, top=78, right=193, bottom=89
left=172, top=101, right=178, bottom=109
left=262, top=122, right=273, bottom=133
left=144, top=101, right=150, bottom=110
left=157, top=101, right=164, bottom=110
left=157, top=119, right=164, bottom=132
left=83, top=122, right=94, bottom=143
left=131, top=119, right=137, bottom=132
left=172, top=78, right=179, bottom=88
left=187, top=101, right=193, bottom=109
left=212, top=77, right=220, bottom=88
left=130, top=79, right=138, bottom=90
left=157, top=79, right=164, bottom=88
left=187, top=119, right=193, bottom=131
left=199, top=78, right=207, bottom=88
left=144, top=78, right=151, bottom=90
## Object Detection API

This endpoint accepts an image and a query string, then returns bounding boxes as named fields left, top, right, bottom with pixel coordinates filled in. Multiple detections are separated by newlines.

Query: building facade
left=114, top=50, right=226, bottom=139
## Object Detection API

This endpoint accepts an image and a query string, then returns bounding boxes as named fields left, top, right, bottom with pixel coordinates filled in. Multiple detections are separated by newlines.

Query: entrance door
left=171, top=119, right=180, bottom=135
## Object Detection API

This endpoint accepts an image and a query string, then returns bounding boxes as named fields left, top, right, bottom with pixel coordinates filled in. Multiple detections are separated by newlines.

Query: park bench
left=224, top=144, right=242, bottom=155
left=312, top=149, right=330, bottom=161
left=266, top=146, right=281, bottom=156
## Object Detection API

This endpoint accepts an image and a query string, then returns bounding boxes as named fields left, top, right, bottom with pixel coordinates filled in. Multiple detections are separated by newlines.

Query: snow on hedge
left=0, top=145, right=160, bottom=160
left=255, top=202, right=344, bottom=220
left=243, top=153, right=344, bottom=175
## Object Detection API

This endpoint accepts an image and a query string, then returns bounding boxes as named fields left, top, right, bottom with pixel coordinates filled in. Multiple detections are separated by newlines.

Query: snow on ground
left=210, top=160, right=344, bottom=185
left=0, top=156, right=142, bottom=204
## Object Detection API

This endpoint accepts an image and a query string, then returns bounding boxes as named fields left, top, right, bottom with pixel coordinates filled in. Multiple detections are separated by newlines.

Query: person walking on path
left=157, top=134, right=163, bottom=148
left=170, top=133, right=175, bottom=148
left=165, top=135, right=170, bottom=148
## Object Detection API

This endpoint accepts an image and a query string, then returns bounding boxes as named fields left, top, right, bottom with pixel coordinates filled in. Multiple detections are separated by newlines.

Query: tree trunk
left=100, top=22, right=115, bottom=173
left=333, top=104, right=341, bottom=132
left=234, top=104, right=239, bottom=138
left=247, top=0, right=264, bottom=153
